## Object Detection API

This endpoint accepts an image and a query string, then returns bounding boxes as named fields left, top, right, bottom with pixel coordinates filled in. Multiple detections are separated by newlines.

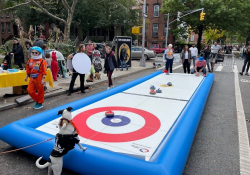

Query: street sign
left=132, top=5, right=142, bottom=10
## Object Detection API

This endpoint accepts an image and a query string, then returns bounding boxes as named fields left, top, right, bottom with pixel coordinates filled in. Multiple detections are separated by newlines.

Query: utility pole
left=139, top=0, right=146, bottom=67
left=165, top=13, right=169, bottom=48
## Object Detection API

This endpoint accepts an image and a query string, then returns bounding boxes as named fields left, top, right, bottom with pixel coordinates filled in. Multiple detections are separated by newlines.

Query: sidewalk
left=0, top=60, right=154, bottom=111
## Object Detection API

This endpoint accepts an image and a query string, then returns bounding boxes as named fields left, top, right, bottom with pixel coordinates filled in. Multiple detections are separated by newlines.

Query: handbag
left=103, top=70, right=107, bottom=74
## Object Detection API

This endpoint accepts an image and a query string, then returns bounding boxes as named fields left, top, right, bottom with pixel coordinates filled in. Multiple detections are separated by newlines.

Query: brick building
left=1, top=12, right=18, bottom=44
left=138, top=0, right=175, bottom=48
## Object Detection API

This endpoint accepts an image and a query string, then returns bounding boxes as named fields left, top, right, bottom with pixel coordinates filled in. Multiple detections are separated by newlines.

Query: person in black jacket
left=10, top=38, right=24, bottom=69
left=203, top=46, right=211, bottom=72
left=119, top=44, right=128, bottom=71
left=67, top=44, right=87, bottom=96
left=104, top=46, right=118, bottom=90
left=239, top=46, right=250, bottom=76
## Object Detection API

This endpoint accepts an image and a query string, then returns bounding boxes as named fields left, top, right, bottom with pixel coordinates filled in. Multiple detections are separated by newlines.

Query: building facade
left=1, top=12, right=18, bottom=44
left=139, top=0, right=175, bottom=48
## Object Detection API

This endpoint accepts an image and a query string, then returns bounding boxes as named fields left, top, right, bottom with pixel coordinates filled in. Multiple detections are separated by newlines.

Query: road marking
left=234, top=66, right=250, bottom=174
left=156, top=64, right=183, bottom=70
left=215, top=65, right=223, bottom=71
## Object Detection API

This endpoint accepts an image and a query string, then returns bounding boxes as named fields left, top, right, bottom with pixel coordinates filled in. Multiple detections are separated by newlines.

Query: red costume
left=26, top=58, right=47, bottom=104
left=51, top=51, right=59, bottom=81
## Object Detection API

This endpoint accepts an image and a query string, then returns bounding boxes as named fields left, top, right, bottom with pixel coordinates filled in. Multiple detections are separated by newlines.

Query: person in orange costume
left=51, top=51, right=59, bottom=81
left=24, top=46, right=47, bottom=110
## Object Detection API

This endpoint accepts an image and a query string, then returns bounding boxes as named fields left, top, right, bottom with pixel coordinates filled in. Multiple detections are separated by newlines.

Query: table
left=0, top=69, right=53, bottom=94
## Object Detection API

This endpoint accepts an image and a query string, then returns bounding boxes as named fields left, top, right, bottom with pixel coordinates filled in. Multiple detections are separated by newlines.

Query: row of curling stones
left=150, top=82, right=173, bottom=94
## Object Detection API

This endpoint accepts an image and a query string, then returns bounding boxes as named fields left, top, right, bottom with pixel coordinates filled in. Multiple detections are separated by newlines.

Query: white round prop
left=72, top=53, right=91, bottom=74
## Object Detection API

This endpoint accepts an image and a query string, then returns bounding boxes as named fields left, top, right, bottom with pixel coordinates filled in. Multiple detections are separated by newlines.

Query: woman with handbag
left=239, top=46, right=250, bottom=76
left=180, top=45, right=191, bottom=74
left=104, top=46, right=118, bottom=90
left=67, top=44, right=87, bottom=96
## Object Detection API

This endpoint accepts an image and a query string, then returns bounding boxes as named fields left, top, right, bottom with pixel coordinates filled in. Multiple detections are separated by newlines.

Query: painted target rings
left=73, top=107, right=161, bottom=142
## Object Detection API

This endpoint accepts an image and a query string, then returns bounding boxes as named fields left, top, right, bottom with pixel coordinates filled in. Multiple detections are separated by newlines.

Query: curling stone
left=167, top=82, right=172, bottom=86
left=150, top=85, right=156, bottom=90
left=150, top=89, right=156, bottom=94
left=105, top=110, right=114, bottom=117
left=156, top=88, right=162, bottom=93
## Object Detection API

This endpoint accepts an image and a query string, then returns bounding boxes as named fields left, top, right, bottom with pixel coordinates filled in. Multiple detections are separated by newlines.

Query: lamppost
left=139, top=0, right=146, bottom=67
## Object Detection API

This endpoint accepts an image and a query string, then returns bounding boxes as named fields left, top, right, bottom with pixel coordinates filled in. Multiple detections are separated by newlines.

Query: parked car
left=131, top=46, right=156, bottom=60
left=149, top=44, right=165, bottom=54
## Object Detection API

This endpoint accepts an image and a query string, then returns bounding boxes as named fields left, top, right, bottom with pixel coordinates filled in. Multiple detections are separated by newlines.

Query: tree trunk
left=197, top=25, right=203, bottom=54
left=64, top=11, right=73, bottom=42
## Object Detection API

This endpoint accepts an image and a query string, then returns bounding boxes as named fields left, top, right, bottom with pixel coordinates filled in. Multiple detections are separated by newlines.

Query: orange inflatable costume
left=26, top=51, right=47, bottom=105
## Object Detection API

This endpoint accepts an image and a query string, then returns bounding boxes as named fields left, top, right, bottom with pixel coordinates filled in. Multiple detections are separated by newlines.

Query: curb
left=0, top=66, right=153, bottom=111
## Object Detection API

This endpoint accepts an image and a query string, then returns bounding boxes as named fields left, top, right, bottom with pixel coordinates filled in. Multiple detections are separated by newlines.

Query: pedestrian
left=86, top=40, right=94, bottom=62
left=203, top=46, right=211, bottom=72
left=164, top=44, right=174, bottom=74
left=239, top=46, right=250, bottom=76
left=210, top=41, right=221, bottom=72
left=33, top=35, right=45, bottom=58
left=102, top=42, right=106, bottom=58
left=45, top=52, right=52, bottom=69
left=240, top=45, right=246, bottom=59
left=180, top=45, right=191, bottom=74
left=24, top=46, right=47, bottom=109
left=120, top=44, right=128, bottom=71
left=51, top=51, right=59, bottom=81
left=189, top=43, right=198, bottom=67
left=10, top=38, right=24, bottom=69
left=104, top=45, right=118, bottom=90
left=191, top=57, right=207, bottom=77
left=24, top=41, right=32, bottom=64
left=67, top=44, right=87, bottom=96
left=93, top=43, right=99, bottom=50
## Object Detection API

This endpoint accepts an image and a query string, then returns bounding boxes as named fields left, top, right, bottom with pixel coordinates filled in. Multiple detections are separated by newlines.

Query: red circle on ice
left=73, top=107, right=161, bottom=142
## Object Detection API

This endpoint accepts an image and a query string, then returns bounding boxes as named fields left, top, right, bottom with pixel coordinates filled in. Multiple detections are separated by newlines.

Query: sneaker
left=67, top=92, right=71, bottom=96
left=203, top=74, right=207, bottom=77
left=34, top=103, right=43, bottom=109
left=126, top=67, right=128, bottom=71
left=63, top=75, right=69, bottom=79
left=81, top=90, right=86, bottom=93
left=245, top=73, right=249, bottom=76
left=239, top=72, right=243, bottom=76
left=32, top=102, right=38, bottom=108
left=211, top=68, right=213, bottom=72
left=120, top=69, right=123, bottom=71
left=107, top=87, right=110, bottom=90
left=112, top=85, right=115, bottom=88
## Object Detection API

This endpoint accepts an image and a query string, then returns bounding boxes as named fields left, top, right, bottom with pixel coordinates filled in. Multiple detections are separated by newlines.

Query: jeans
left=183, top=59, right=190, bottom=73
left=241, top=53, right=244, bottom=59
left=120, top=60, right=128, bottom=70
left=165, top=59, right=173, bottom=73
left=191, top=56, right=196, bottom=67
left=242, top=58, right=250, bottom=73
left=107, top=70, right=114, bottom=87
left=69, top=73, right=85, bottom=93
left=204, top=56, right=211, bottom=70
left=191, top=67, right=207, bottom=74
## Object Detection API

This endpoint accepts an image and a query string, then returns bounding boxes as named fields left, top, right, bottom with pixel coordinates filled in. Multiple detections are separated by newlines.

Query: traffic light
left=200, top=12, right=205, bottom=21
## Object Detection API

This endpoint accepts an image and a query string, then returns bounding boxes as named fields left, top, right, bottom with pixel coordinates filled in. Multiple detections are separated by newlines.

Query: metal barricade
left=216, top=54, right=236, bottom=72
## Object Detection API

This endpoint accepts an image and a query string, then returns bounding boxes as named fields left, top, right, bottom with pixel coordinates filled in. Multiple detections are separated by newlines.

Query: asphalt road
left=0, top=55, right=248, bottom=175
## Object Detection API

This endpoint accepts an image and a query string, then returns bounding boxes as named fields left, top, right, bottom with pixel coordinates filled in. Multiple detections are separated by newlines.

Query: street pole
left=139, top=0, right=146, bottom=67
left=165, top=13, right=169, bottom=48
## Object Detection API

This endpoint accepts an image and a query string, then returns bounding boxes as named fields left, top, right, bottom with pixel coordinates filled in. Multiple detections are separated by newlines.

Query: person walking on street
left=104, top=46, right=118, bottom=90
left=240, top=45, right=246, bottom=59
left=164, top=44, right=174, bottom=74
left=86, top=40, right=94, bottom=62
left=120, top=44, right=128, bottom=71
left=239, top=46, right=250, bottom=76
left=210, top=41, right=221, bottom=72
left=67, top=44, right=87, bottom=96
left=203, top=46, right=211, bottom=72
left=181, top=45, right=191, bottom=74
left=10, top=38, right=24, bottom=69
left=24, top=46, right=47, bottom=109
left=189, top=44, right=198, bottom=68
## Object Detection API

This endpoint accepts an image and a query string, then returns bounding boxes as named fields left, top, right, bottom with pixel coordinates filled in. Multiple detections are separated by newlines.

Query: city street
left=0, top=52, right=249, bottom=175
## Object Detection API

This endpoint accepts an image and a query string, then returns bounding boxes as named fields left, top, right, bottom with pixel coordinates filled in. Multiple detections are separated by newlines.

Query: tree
left=161, top=0, right=250, bottom=52
left=203, top=28, right=225, bottom=44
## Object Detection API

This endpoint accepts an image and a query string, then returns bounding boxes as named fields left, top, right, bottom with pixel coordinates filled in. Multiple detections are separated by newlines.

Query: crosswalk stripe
left=215, top=65, right=223, bottom=71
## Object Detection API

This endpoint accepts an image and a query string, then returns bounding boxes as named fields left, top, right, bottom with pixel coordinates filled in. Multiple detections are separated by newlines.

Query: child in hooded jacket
left=51, top=51, right=59, bottom=81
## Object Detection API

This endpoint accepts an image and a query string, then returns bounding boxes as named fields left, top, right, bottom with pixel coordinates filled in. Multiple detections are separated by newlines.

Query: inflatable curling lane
left=0, top=71, right=214, bottom=175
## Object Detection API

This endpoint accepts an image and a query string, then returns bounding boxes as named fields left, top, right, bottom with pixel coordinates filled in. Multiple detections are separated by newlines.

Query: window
left=152, top=23, right=158, bottom=37
left=163, top=23, right=167, bottom=36
left=191, top=34, right=194, bottom=41
left=145, top=5, right=148, bottom=15
left=135, top=47, right=142, bottom=51
left=6, top=23, right=10, bottom=33
left=1, top=23, right=4, bottom=33
left=6, top=12, right=9, bottom=17
left=131, top=47, right=135, bottom=51
left=153, top=5, right=159, bottom=17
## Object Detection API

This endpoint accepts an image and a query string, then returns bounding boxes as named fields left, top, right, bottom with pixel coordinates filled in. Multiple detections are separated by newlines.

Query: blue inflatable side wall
left=0, top=72, right=214, bottom=175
